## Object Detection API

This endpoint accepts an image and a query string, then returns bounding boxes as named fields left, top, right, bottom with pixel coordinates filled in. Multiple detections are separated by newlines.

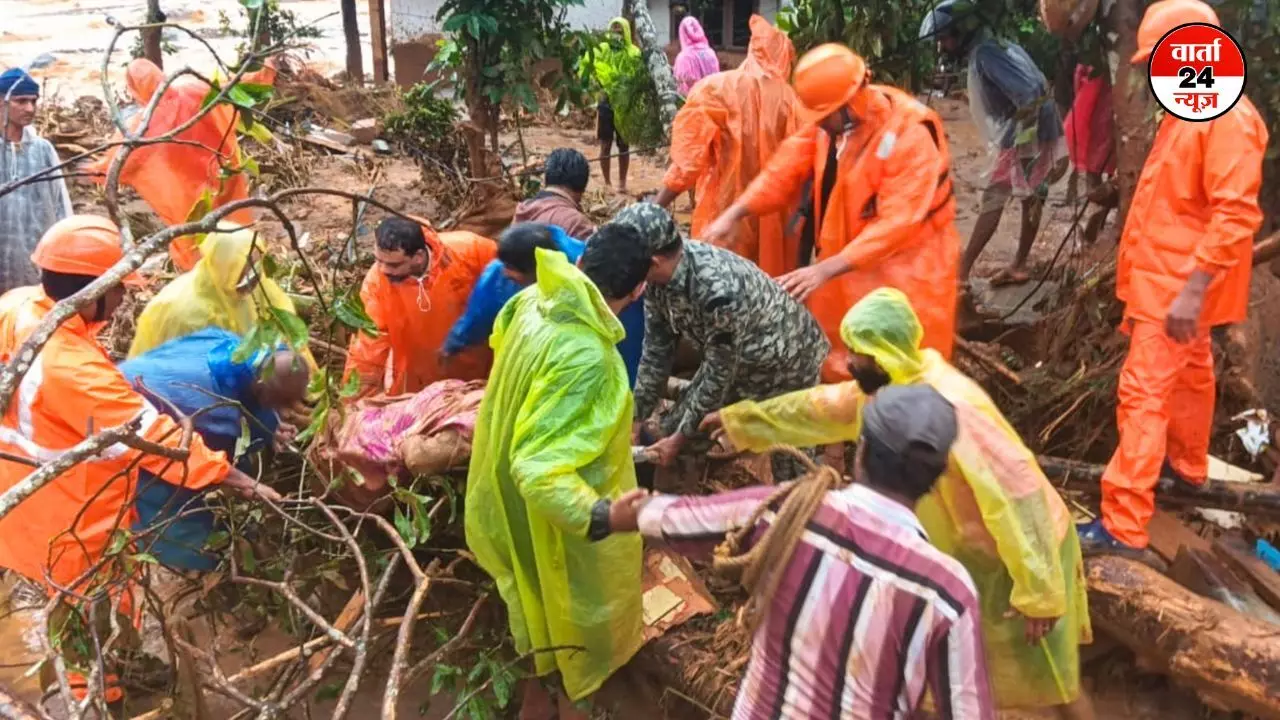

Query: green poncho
left=582, top=17, right=664, bottom=147
left=720, top=288, right=1091, bottom=710
left=464, top=249, right=643, bottom=700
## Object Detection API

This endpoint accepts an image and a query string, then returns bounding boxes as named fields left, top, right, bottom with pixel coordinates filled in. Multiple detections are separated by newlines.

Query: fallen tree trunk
left=1086, top=555, right=1280, bottom=717
left=624, top=0, right=681, bottom=135
left=1038, top=456, right=1280, bottom=518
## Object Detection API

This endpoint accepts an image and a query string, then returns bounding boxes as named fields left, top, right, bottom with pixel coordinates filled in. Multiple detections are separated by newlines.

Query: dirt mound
left=270, top=59, right=400, bottom=127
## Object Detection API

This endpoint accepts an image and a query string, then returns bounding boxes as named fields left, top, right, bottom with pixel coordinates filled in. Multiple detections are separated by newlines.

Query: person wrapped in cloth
left=607, top=203, right=828, bottom=480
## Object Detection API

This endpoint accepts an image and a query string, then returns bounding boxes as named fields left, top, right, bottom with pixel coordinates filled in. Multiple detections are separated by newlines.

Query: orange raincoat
left=344, top=227, right=497, bottom=395
left=663, top=16, right=799, bottom=276
left=0, top=287, right=230, bottom=598
left=94, top=59, right=258, bottom=270
left=1101, top=100, right=1268, bottom=548
left=739, top=85, right=959, bottom=381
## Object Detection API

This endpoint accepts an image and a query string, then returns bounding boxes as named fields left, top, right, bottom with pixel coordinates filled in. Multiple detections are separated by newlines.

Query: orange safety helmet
left=793, top=43, right=870, bottom=125
left=31, top=215, right=145, bottom=287
left=1131, top=0, right=1220, bottom=64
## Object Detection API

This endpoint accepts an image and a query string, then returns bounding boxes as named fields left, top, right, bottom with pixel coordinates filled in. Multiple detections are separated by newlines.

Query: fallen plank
left=1147, top=510, right=1211, bottom=563
left=1214, top=535, right=1280, bottom=614
left=1085, top=555, right=1280, bottom=718
left=309, top=590, right=365, bottom=673
left=1038, top=455, right=1280, bottom=518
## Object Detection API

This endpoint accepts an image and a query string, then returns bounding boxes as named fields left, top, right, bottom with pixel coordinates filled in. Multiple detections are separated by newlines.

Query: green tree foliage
left=1217, top=0, right=1280, bottom=222
left=430, top=0, right=598, bottom=151
left=776, top=0, right=1061, bottom=91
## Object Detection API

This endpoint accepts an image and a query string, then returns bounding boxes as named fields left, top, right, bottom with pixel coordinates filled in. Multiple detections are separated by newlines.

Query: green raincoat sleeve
left=720, top=381, right=867, bottom=451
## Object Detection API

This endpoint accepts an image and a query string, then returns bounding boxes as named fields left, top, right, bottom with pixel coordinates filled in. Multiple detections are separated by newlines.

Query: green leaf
left=227, top=84, right=256, bottom=108
left=185, top=189, right=215, bottom=223
left=240, top=544, right=258, bottom=573
left=261, top=252, right=280, bottom=279
left=205, top=530, right=230, bottom=549
left=333, top=290, right=379, bottom=337
left=442, top=13, right=470, bottom=32
left=132, top=552, right=159, bottom=565
left=338, top=370, right=361, bottom=399
left=232, top=322, right=277, bottom=362
left=268, top=306, right=310, bottom=350
left=200, top=81, right=223, bottom=111
left=237, top=82, right=275, bottom=104
left=107, top=529, right=131, bottom=555
left=413, top=502, right=432, bottom=542
left=393, top=506, right=418, bottom=549
left=296, top=404, right=328, bottom=445
left=241, top=155, right=261, bottom=177
left=239, top=0, right=264, bottom=9
left=234, top=417, right=252, bottom=461
left=431, top=664, right=456, bottom=695
left=492, top=666, right=512, bottom=708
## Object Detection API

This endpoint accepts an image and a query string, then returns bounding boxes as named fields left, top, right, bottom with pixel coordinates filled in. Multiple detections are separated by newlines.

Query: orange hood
left=740, top=15, right=795, bottom=80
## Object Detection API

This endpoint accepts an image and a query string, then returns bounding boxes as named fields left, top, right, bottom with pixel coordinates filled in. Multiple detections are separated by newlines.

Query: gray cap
left=611, top=202, right=683, bottom=254
left=861, top=384, right=957, bottom=461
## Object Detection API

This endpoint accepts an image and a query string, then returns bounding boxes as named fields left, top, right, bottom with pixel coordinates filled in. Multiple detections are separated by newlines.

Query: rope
left=711, top=444, right=843, bottom=635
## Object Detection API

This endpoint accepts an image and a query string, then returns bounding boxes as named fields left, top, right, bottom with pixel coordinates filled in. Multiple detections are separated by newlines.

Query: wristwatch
left=587, top=499, right=612, bottom=542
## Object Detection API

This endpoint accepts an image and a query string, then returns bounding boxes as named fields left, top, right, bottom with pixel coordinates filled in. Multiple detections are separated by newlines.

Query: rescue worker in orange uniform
left=344, top=217, right=497, bottom=396
left=653, top=15, right=800, bottom=277
left=705, top=44, right=960, bottom=382
left=93, top=59, right=261, bottom=271
left=1077, top=0, right=1269, bottom=558
left=0, top=215, right=279, bottom=605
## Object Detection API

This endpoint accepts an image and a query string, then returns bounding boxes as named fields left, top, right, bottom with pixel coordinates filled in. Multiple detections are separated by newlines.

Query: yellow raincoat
left=719, top=288, right=1090, bottom=710
left=129, top=230, right=316, bottom=368
left=464, top=249, right=643, bottom=700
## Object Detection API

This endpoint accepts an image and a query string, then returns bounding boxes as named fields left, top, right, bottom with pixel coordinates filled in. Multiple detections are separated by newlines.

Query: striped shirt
left=637, top=482, right=994, bottom=719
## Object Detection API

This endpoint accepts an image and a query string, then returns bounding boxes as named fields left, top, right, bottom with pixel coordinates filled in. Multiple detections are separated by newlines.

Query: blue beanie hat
left=0, top=69, right=40, bottom=99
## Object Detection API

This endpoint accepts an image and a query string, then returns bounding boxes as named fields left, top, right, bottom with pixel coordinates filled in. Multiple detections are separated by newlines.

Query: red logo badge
left=1147, top=22, right=1246, bottom=122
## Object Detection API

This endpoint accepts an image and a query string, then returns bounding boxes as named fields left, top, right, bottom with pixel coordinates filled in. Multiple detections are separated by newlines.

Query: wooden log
left=624, top=0, right=681, bottom=135
left=1037, top=455, right=1280, bottom=518
left=1085, top=555, right=1280, bottom=717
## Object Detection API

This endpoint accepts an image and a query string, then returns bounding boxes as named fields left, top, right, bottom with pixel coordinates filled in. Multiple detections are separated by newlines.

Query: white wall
left=388, top=1, right=676, bottom=45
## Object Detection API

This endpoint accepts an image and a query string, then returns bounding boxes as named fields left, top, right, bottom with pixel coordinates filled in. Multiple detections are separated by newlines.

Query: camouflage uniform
left=615, top=204, right=829, bottom=480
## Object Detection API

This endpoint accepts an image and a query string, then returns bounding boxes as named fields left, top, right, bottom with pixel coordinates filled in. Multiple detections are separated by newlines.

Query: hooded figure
left=673, top=16, right=721, bottom=96
left=710, top=288, right=1092, bottom=714
left=93, top=59, right=258, bottom=270
left=658, top=15, right=799, bottom=277
left=129, top=229, right=315, bottom=369
left=465, top=248, right=643, bottom=702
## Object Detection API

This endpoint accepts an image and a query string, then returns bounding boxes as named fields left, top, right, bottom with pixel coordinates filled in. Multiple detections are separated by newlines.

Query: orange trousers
left=1100, top=320, right=1214, bottom=548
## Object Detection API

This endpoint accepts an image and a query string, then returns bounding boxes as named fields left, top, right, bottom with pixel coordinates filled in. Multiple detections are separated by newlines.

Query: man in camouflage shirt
left=612, top=203, right=828, bottom=480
